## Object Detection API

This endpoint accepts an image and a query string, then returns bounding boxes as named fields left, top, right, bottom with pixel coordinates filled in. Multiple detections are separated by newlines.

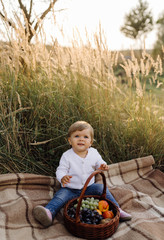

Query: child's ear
left=68, top=137, right=71, bottom=145
left=90, top=139, right=93, bottom=146
left=91, top=138, right=95, bottom=146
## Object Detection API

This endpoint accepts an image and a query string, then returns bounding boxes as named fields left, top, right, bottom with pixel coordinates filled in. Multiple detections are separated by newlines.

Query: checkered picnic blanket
left=0, top=155, right=163, bottom=240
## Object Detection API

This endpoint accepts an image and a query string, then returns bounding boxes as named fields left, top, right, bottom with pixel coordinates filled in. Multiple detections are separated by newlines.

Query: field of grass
left=0, top=30, right=164, bottom=176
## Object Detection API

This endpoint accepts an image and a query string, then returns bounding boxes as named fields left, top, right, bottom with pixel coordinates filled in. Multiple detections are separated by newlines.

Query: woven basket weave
left=64, top=170, right=120, bottom=240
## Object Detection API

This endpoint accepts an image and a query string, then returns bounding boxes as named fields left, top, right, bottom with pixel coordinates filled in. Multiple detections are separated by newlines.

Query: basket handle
left=75, top=169, right=107, bottom=223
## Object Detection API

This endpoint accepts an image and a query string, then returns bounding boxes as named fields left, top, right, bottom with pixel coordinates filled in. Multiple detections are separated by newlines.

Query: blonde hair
left=68, top=121, right=94, bottom=142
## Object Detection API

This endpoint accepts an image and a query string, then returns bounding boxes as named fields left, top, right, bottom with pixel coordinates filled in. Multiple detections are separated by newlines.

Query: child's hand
left=98, top=164, right=109, bottom=171
left=61, top=175, right=72, bottom=187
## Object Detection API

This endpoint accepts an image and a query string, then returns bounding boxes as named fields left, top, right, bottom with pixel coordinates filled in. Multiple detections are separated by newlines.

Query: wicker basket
left=64, top=170, right=120, bottom=240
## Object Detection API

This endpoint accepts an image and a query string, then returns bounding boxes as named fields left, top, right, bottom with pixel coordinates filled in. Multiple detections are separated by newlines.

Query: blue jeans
left=45, top=183, right=119, bottom=218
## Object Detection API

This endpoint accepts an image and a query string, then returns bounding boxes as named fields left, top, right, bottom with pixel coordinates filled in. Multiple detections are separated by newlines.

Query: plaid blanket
left=0, top=155, right=163, bottom=240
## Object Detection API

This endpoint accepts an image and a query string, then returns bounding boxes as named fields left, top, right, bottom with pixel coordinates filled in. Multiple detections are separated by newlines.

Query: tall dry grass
left=0, top=18, right=164, bottom=175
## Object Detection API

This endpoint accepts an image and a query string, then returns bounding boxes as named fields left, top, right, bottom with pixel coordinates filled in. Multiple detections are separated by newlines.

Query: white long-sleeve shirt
left=56, top=147, right=106, bottom=189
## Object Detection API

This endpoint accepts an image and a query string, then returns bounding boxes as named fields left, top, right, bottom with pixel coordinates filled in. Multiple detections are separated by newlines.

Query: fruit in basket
left=102, top=210, right=114, bottom=219
left=67, top=206, right=103, bottom=224
left=98, top=200, right=109, bottom=212
left=68, top=198, right=114, bottom=225
left=100, top=218, right=112, bottom=224
left=95, top=209, right=102, bottom=215
left=75, top=197, right=99, bottom=210
left=67, top=206, right=76, bottom=219
left=80, top=209, right=103, bottom=224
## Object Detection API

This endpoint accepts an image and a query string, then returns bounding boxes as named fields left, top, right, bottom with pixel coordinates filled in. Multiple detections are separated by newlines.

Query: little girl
left=33, top=121, right=131, bottom=227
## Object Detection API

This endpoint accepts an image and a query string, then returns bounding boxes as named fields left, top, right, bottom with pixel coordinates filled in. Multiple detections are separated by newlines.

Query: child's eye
left=84, top=136, right=89, bottom=138
left=75, top=135, right=79, bottom=138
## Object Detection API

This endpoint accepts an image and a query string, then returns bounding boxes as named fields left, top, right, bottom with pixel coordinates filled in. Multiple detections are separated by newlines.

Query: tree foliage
left=152, top=11, right=164, bottom=59
left=0, top=0, right=58, bottom=43
left=120, top=0, right=153, bottom=40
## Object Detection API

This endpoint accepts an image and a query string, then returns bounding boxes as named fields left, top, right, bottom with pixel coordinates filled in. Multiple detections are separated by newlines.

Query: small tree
left=0, top=0, right=58, bottom=43
left=152, top=12, right=164, bottom=60
left=120, top=0, right=153, bottom=49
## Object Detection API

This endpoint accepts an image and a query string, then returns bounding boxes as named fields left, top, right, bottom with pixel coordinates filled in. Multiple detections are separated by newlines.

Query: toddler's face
left=68, top=129, right=92, bottom=155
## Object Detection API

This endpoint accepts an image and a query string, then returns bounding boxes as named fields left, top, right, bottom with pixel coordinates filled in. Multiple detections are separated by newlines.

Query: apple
left=98, top=200, right=109, bottom=212
left=102, top=210, right=114, bottom=219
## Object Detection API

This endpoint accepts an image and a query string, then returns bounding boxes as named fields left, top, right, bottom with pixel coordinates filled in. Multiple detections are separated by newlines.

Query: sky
left=44, top=0, right=164, bottom=50
left=0, top=0, right=163, bottom=50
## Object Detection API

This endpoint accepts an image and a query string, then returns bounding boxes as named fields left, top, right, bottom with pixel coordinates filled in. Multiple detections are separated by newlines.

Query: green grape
left=90, top=206, right=95, bottom=210
left=79, top=197, right=100, bottom=211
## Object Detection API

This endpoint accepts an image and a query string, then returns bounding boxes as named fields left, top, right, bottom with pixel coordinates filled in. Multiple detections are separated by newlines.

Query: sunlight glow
left=45, top=0, right=163, bottom=50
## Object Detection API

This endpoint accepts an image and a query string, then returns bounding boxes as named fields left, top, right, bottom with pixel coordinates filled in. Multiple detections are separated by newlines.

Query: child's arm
left=93, top=148, right=109, bottom=171
left=98, top=164, right=109, bottom=171
left=56, top=154, right=70, bottom=186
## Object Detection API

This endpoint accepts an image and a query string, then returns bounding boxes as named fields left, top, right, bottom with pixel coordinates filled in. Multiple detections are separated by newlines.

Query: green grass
left=0, top=39, right=164, bottom=175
